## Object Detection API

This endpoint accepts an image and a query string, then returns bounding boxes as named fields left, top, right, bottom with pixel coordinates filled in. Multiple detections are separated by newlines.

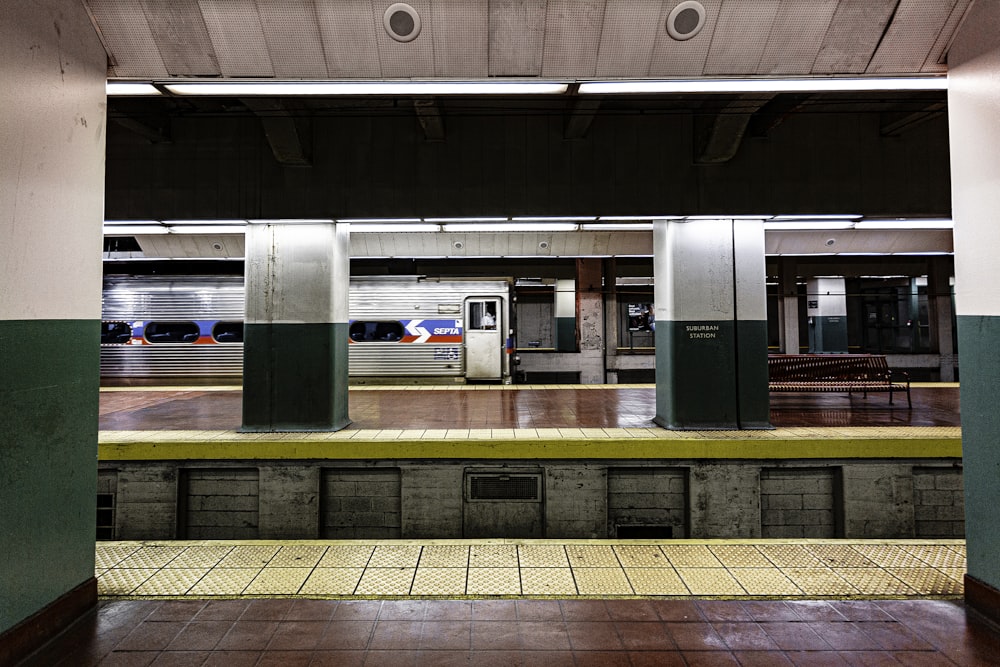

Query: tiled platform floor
left=25, top=595, right=1000, bottom=666
left=98, top=540, right=965, bottom=600
left=99, top=383, right=961, bottom=431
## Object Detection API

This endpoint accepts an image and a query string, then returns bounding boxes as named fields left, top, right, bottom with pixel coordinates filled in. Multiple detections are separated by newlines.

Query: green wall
left=957, top=315, right=1000, bottom=588
left=0, top=320, right=98, bottom=631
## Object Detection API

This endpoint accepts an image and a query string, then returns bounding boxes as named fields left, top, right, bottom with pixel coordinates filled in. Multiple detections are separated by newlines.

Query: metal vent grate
left=469, top=474, right=541, bottom=501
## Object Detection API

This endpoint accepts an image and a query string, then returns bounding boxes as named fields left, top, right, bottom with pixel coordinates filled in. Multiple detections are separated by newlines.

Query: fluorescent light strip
left=104, top=225, right=168, bottom=235
left=247, top=218, right=334, bottom=224
left=770, top=214, right=862, bottom=221
left=166, top=225, right=245, bottom=234
left=763, top=221, right=856, bottom=230
left=351, top=223, right=441, bottom=233
left=164, top=81, right=569, bottom=96
left=443, top=223, right=579, bottom=232
left=106, top=82, right=162, bottom=96
left=163, top=219, right=248, bottom=226
left=511, top=216, right=596, bottom=222
left=336, top=217, right=421, bottom=224
left=424, top=217, right=509, bottom=223
left=580, top=223, right=653, bottom=231
left=855, top=219, right=954, bottom=229
left=578, top=77, right=947, bottom=94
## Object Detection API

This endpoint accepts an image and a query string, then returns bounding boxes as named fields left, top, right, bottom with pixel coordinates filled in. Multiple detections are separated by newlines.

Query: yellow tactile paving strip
left=96, top=539, right=966, bottom=601
left=98, top=425, right=962, bottom=461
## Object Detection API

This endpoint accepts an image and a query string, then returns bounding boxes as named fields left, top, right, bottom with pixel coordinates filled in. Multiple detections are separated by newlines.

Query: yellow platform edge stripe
left=98, top=436, right=962, bottom=461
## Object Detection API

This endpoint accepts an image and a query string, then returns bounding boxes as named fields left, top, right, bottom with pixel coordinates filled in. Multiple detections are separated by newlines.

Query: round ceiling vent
left=384, top=3, right=421, bottom=43
left=666, top=1, right=706, bottom=41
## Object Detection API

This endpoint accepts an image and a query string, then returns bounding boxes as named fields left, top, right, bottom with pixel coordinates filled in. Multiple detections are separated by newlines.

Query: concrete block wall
left=913, top=466, right=965, bottom=538
left=607, top=467, right=687, bottom=537
left=545, top=466, right=607, bottom=538
left=322, top=468, right=401, bottom=539
left=99, top=459, right=964, bottom=541
left=180, top=469, right=259, bottom=540
left=760, top=468, right=838, bottom=538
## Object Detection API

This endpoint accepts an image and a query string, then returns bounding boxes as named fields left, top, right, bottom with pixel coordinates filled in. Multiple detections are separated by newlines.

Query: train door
left=465, top=298, right=502, bottom=380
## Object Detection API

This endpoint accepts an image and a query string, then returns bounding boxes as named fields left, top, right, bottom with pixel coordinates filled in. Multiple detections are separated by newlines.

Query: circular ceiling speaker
left=384, top=3, right=421, bottom=43
left=666, top=1, right=706, bottom=41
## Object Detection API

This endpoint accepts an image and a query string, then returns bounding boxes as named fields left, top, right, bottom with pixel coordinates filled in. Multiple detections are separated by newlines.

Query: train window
left=469, top=301, right=498, bottom=330
left=212, top=321, right=244, bottom=343
left=349, top=321, right=405, bottom=342
left=144, top=321, right=200, bottom=344
left=100, top=321, right=132, bottom=345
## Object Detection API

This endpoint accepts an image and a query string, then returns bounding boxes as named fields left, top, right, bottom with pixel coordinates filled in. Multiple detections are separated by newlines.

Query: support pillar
left=653, top=219, right=770, bottom=430
left=948, top=0, right=1000, bottom=623
left=554, top=278, right=576, bottom=352
left=927, top=257, right=956, bottom=381
left=0, top=0, right=105, bottom=660
left=242, top=222, right=351, bottom=431
left=806, top=277, right=848, bottom=353
left=778, top=258, right=800, bottom=354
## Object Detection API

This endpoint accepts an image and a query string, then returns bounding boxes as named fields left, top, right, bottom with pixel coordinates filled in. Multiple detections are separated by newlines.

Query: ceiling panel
left=431, top=0, right=488, bottom=77
left=257, top=0, right=329, bottom=78
left=140, top=0, right=219, bottom=77
left=313, top=0, right=380, bottom=78
left=488, top=0, right=546, bottom=77
left=649, top=0, right=723, bottom=77
left=923, top=0, right=971, bottom=72
left=541, top=0, right=605, bottom=78
left=811, top=0, right=897, bottom=74
left=374, top=0, right=436, bottom=77
left=868, top=0, right=958, bottom=74
left=757, top=0, right=838, bottom=75
left=595, top=0, right=662, bottom=78
left=88, top=0, right=169, bottom=78
left=199, top=0, right=273, bottom=77
left=704, top=0, right=781, bottom=75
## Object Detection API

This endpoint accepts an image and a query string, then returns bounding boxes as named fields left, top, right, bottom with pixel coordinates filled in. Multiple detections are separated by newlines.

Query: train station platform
left=38, top=383, right=982, bottom=666
left=98, top=383, right=962, bottom=461
left=26, top=538, right=997, bottom=667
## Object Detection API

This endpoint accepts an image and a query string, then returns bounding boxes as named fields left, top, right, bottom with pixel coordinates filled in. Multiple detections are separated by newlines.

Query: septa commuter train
left=100, top=275, right=514, bottom=383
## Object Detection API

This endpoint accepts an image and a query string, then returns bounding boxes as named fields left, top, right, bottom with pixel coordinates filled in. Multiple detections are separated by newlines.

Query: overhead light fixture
left=163, top=219, right=248, bottom=226
left=167, top=225, right=245, bottom=234
left=103, top=224, right=168, bottom=235
left=163, top=80, right=569, bottom=96
left=580, top=223, right=653, bottom=231
left=763, top=221, right=856, bottom=230
left=578, top=77, right=947, bottom=95
left=424, top=217, right=509, bottom=223
left=598, top=215, right=680, bottom=221
left=336, top=217, right=422, bottom=223
left=855, top=219, right=954, bottom=229
left=247, top=223, right=333, bottom=225
left=770, top=214, right=862, bottom=221
left=511, top=216, right=597, bottom=222
left=351, top=223, right=441, bottom=232
left=106, top=82, right=162, bottom=96
left=442, top=223, right=579, bottom=232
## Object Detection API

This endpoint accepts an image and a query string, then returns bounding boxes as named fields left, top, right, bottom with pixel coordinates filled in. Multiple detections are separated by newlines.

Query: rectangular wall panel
left=607, top=467, right=687, bottom=538
left=760, top=468, right=839, bottom=538
left=322, top=468, right=402, bottom=539
left=180, top=469, right=260, bottom=539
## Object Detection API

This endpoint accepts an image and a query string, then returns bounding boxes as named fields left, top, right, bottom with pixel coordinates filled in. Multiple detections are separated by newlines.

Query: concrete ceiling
left=87, top=0, right=971, bottom=81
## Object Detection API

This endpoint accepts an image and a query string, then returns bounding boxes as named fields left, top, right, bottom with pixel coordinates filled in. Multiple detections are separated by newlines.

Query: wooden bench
left=768, top=354, right=911, bottom=408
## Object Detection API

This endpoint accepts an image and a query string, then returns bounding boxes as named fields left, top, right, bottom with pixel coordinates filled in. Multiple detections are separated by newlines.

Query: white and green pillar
left=554, top=278, right=576, bottom=351
left=0, top=0, right=105, bottom=656
left=653, top=219, right=770, bottom=430
left=948, top=0, right=1000, bottom=621
left=806, top=277, right=848, bottom=353
left=242, top=222, right=351, bottom=431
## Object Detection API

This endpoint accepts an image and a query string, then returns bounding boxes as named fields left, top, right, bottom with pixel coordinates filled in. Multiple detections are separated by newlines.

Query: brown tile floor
left=23, top=598, right=1000, bottom=666
left=99, top=385, right=961, bottom=431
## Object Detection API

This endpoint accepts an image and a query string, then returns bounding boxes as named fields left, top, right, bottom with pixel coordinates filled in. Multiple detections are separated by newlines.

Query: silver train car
left=101, top=275, right=514, bottom=383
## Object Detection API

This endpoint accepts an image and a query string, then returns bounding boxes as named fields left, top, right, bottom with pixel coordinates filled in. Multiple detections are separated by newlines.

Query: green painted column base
left=654, top=320, right=770, bottom=430
left=242, top=322, right=350, bottom=431
left=554, top=316, right=576, bottom=352
left=957, top=314, right=1000, bottom=589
